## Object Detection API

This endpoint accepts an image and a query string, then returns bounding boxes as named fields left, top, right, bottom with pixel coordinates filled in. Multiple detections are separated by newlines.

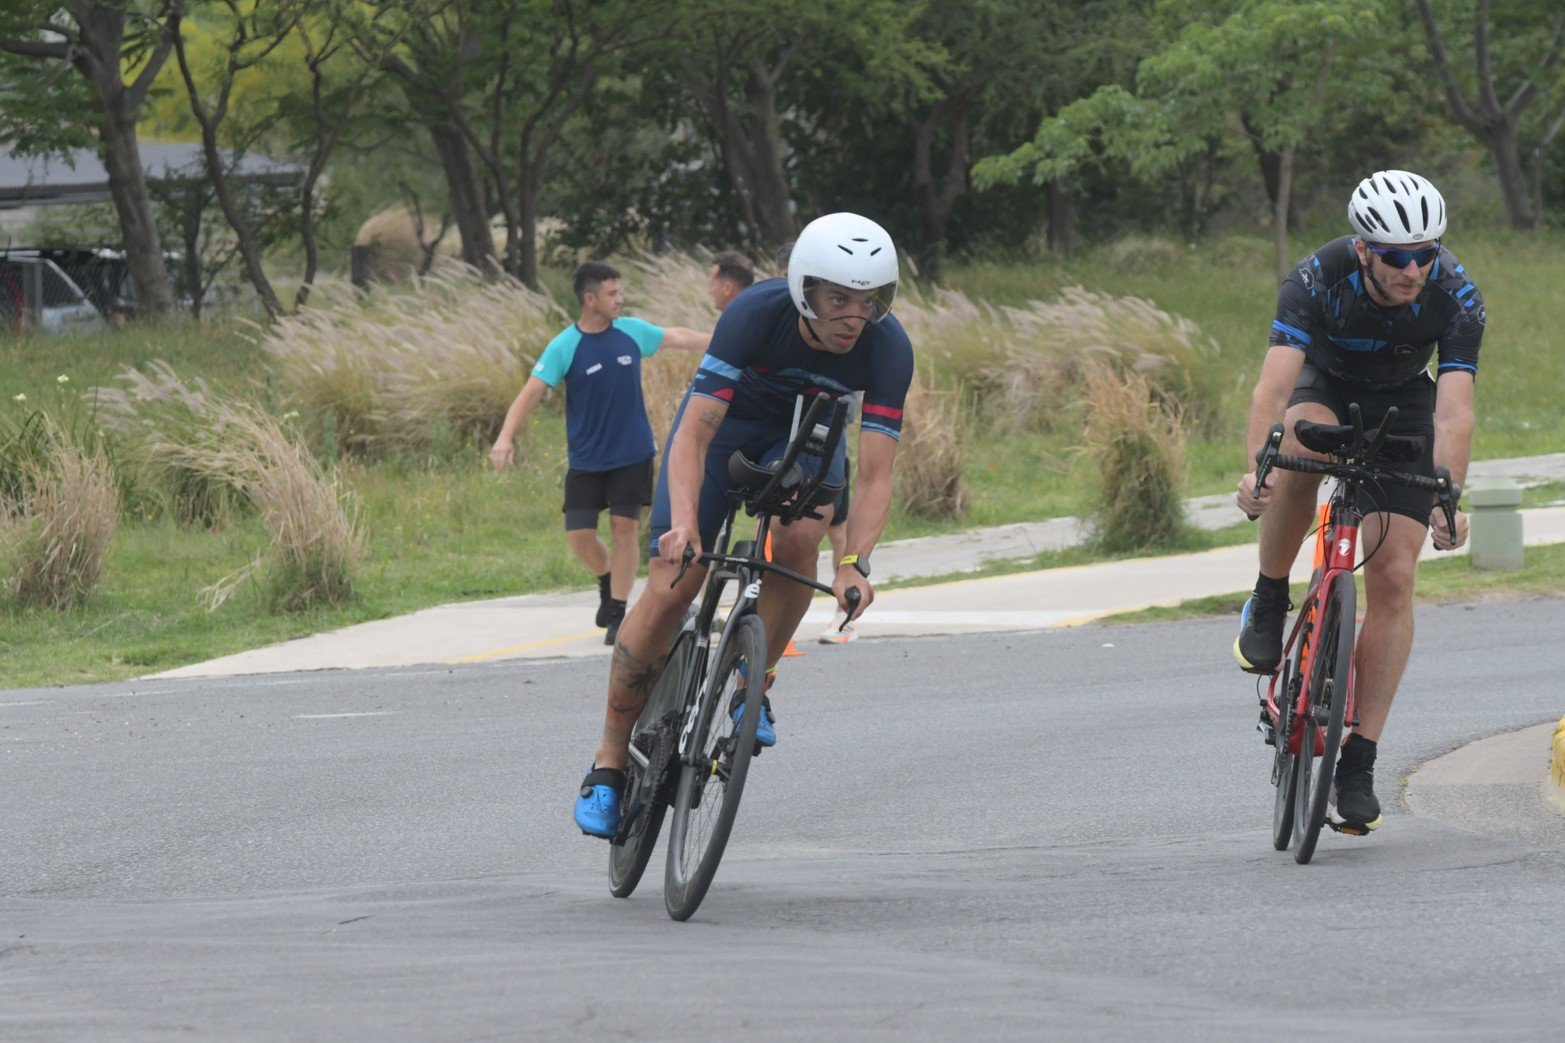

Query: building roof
left=0, top=141, right=301, bottom=209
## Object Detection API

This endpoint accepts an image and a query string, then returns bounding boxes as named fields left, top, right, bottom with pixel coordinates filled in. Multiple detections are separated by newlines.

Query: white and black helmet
left=1347, top=169, right=1447, bottom=244
left=787, top=212, right=899, bottom=323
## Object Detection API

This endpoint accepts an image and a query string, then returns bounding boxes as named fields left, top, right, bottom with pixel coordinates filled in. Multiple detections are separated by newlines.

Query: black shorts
left=1288, top=364, right=1436, bottom=525
left=831, top=457, right=852, bottom=526
left=563, top=459, right=654, bottom=531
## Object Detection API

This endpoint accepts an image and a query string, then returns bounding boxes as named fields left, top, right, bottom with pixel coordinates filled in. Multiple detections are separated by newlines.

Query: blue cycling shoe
left=573, top=766, right=625, bottom=838
left=731, top=663, right=778, bottom=747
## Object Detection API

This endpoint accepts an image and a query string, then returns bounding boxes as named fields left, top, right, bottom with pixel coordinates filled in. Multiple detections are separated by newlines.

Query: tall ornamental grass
left=92, top=361, right=246, bottom=527
left=897, top=284, right=1224, bottom=437
left=152, top=400, right=363, bottom=612
left=258, top=265, right=566, bottom=457
left=1079, top=360, right=1188, bottom=552
left=894, top=380, right=971, bottom=519
left=0, top=417, right=120, bottom=610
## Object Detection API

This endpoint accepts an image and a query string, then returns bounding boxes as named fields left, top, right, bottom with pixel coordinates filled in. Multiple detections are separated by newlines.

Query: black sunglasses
left=1366, top=241, right=1440, bottom=269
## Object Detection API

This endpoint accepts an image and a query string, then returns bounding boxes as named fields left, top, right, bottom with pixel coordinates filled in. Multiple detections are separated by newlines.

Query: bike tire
left=1270, top=657, right=1299, bottom=851
left=608, top=629, right=694, bottom=898
left=1291, top=576, right=1355, bottom=864
left=663, top=614, right=766, bottom=921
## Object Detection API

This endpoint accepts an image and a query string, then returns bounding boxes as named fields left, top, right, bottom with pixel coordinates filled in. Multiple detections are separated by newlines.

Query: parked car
left=0, top=253, right=105, bottom=334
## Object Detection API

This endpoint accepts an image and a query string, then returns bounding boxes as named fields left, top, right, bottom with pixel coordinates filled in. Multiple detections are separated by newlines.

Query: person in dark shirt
left=707, top=250, right=755, bottom=313
left=574, top=214, right=914, bottom=838
left=1234, top=170, right=1482, bottom=832
left=489, top=263, right=709, bottom=643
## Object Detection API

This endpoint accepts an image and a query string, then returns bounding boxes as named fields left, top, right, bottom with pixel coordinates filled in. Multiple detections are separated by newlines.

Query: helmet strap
left=801, top=313, right=827, bottom=347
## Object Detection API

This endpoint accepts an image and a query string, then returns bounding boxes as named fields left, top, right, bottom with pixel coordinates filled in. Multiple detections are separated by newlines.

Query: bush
left=0, top=418, right=120, bottom=611
left=1079, top=360, right=1188, bottom=553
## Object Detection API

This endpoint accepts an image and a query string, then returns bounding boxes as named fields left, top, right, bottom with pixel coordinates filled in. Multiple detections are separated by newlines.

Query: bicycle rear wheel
left=608, top=629, right=695, bottom=898
left=1291, top=576, right=1355, bottom=864
left=664, top=614, right=766, bottom=921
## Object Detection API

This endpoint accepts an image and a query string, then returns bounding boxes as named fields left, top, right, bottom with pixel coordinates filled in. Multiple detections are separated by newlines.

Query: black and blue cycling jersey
left=1269, top=235, right=1484, bottom=390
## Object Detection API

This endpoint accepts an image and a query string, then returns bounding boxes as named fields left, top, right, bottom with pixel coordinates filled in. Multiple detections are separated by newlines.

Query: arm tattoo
left=697, top=405, right=724, bottom=431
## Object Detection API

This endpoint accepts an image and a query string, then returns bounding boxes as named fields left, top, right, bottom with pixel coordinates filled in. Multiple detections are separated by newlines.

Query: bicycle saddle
left=1293, top=420, right=1424, bottom=464
left=726, top=451, right=843, bottom=508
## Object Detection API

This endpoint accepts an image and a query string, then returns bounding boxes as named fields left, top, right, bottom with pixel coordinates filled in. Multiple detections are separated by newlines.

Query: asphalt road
left=3, top=599, right=1564, bottom=1040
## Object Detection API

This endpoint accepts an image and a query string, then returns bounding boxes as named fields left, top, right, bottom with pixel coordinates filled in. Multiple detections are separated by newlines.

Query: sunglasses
left=1366, top=241, right=1440, bottom=269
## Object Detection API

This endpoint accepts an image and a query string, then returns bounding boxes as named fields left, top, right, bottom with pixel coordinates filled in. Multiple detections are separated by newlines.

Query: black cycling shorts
left=563, top=458, right=654, bottom=531
left=831, top=457, right=852, bottom=527
left=1288, top=363, right=1436, bottom=525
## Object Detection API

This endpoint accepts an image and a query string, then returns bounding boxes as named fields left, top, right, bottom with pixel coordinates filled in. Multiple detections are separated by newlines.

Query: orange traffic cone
left=765, top=533, right=805, bottom=658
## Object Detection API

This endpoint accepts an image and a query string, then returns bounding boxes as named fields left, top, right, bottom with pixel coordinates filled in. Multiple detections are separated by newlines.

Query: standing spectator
left=708, top=251, right=755, bottom=313
left=490, top=262, right=711, bottom=643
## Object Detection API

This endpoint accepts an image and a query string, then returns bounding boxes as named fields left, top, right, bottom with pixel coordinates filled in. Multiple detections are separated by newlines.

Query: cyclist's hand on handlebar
left=1429, top=506, right=1469, bottom=551
left=657, top=524, right=701, bottom=567
left=832, top=568, right=872, bottom=621
left=1236, top=470, right=1275, bottom=519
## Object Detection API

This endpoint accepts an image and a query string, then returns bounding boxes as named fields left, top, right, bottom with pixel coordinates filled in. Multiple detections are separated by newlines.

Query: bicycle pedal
left=1326, top=816, right=1371, bottom=837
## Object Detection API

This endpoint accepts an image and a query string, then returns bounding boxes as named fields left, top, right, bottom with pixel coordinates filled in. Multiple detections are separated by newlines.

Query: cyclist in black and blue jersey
left=574, top=213, right=915, bottom=837
left=1234, top=170, right=1483, bottom=832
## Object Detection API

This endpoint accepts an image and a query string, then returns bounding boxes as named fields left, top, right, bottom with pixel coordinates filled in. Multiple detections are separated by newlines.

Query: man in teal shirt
left=490, top=262, right=710, bottom=642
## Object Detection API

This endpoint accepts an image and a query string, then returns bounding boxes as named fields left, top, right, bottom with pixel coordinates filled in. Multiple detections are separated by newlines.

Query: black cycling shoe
left=1233, top=589, right=1289, bottom=674
left=603, top=602, right=626, bottom=646
left=1333, top=738, right=1383, bottom=831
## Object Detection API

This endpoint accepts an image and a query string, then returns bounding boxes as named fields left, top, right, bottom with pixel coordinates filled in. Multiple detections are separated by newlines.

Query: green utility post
left=1466, top=476, right=1523, bottom=571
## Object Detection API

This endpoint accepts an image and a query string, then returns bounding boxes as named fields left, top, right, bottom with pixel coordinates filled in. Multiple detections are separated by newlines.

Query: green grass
left=4, top=227, right=1565, bottom=687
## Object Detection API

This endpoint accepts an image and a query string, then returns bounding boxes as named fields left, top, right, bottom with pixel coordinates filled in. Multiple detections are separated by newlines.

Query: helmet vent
left=837, top=244, right=854, bottom=255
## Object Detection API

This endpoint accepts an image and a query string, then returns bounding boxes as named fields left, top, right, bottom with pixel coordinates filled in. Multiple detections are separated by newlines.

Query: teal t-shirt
left=531, top=316, right=665, bottom=471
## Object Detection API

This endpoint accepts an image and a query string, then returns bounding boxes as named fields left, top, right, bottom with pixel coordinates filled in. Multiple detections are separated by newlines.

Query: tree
left=382, top=0, right=670, bottom=289
left=977, top=1, right=1390, bottom=282
left=1414, top=0, right=1565, bottom=229
left=660, top=0, right=928, bottom=252
left=172, top=0, right=424, bottom=315
left=0, top=2, right=178, bottom=317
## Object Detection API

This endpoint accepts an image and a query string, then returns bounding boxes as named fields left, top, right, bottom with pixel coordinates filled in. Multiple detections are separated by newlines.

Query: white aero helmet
left=1347, top=169, right=1447, bottom=244
left=787, top=212, right=899, bottom=323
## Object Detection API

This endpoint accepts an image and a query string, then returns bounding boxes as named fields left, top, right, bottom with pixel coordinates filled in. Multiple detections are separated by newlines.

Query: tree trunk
left=1273, top=145, right=1295, bottom=285
left=97, top=108, right=176, bottom=317
left=685, top=64, right=796, bottom=250
left=910, top=103, right=970, bottom=284
left=66, top=1, right=177, bottom=318
left=1045, top=176, right=1075, bottom=257
left=1483, top=123, right=1538, bottom=230
left=429, top=124, right=494, bottom=268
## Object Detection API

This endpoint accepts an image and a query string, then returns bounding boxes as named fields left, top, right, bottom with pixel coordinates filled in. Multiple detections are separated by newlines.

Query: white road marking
left=291, top=711, right=402, bottom=720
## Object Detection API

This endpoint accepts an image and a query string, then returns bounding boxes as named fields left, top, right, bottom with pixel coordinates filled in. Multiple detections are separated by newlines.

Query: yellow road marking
left=446, top=630, right=603, bottom=664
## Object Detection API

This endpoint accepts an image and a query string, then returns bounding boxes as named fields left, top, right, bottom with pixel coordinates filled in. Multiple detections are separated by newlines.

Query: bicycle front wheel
left=1291, top=576, right=1355, bottom=864
left=1270, top=656, right=1299, bottom=851
left=664, top=614, right=766, bottom=921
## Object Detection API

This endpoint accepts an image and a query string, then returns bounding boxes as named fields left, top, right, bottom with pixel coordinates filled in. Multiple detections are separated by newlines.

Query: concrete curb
left=1551, top=717, right=1565, bottom=813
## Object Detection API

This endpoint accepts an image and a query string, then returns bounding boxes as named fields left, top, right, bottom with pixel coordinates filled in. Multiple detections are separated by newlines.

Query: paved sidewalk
left=152, top=451, right=1565, bottom=679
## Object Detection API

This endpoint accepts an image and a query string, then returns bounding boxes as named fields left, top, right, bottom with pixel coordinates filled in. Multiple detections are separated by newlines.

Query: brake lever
left=1434, top=469, right=1461, bottom=552
left=842, top=586, right=863, bottom=625
left=1248, top=423, right=1284, bottom=521
left=671, top=544, right=696, bottom=588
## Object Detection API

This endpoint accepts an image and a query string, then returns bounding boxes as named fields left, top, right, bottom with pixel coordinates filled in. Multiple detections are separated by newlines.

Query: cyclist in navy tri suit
left=574, top=213, right=915, bottom=837
left=1234, top=170, right=1482, bottom=832
left=490, top=263, right=710, bottom=644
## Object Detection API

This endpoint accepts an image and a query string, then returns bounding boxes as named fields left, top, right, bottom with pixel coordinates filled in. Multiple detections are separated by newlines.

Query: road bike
left=608, top=394, right=861, bottom=919
left=1252, top=404, right=1460, bottom=864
